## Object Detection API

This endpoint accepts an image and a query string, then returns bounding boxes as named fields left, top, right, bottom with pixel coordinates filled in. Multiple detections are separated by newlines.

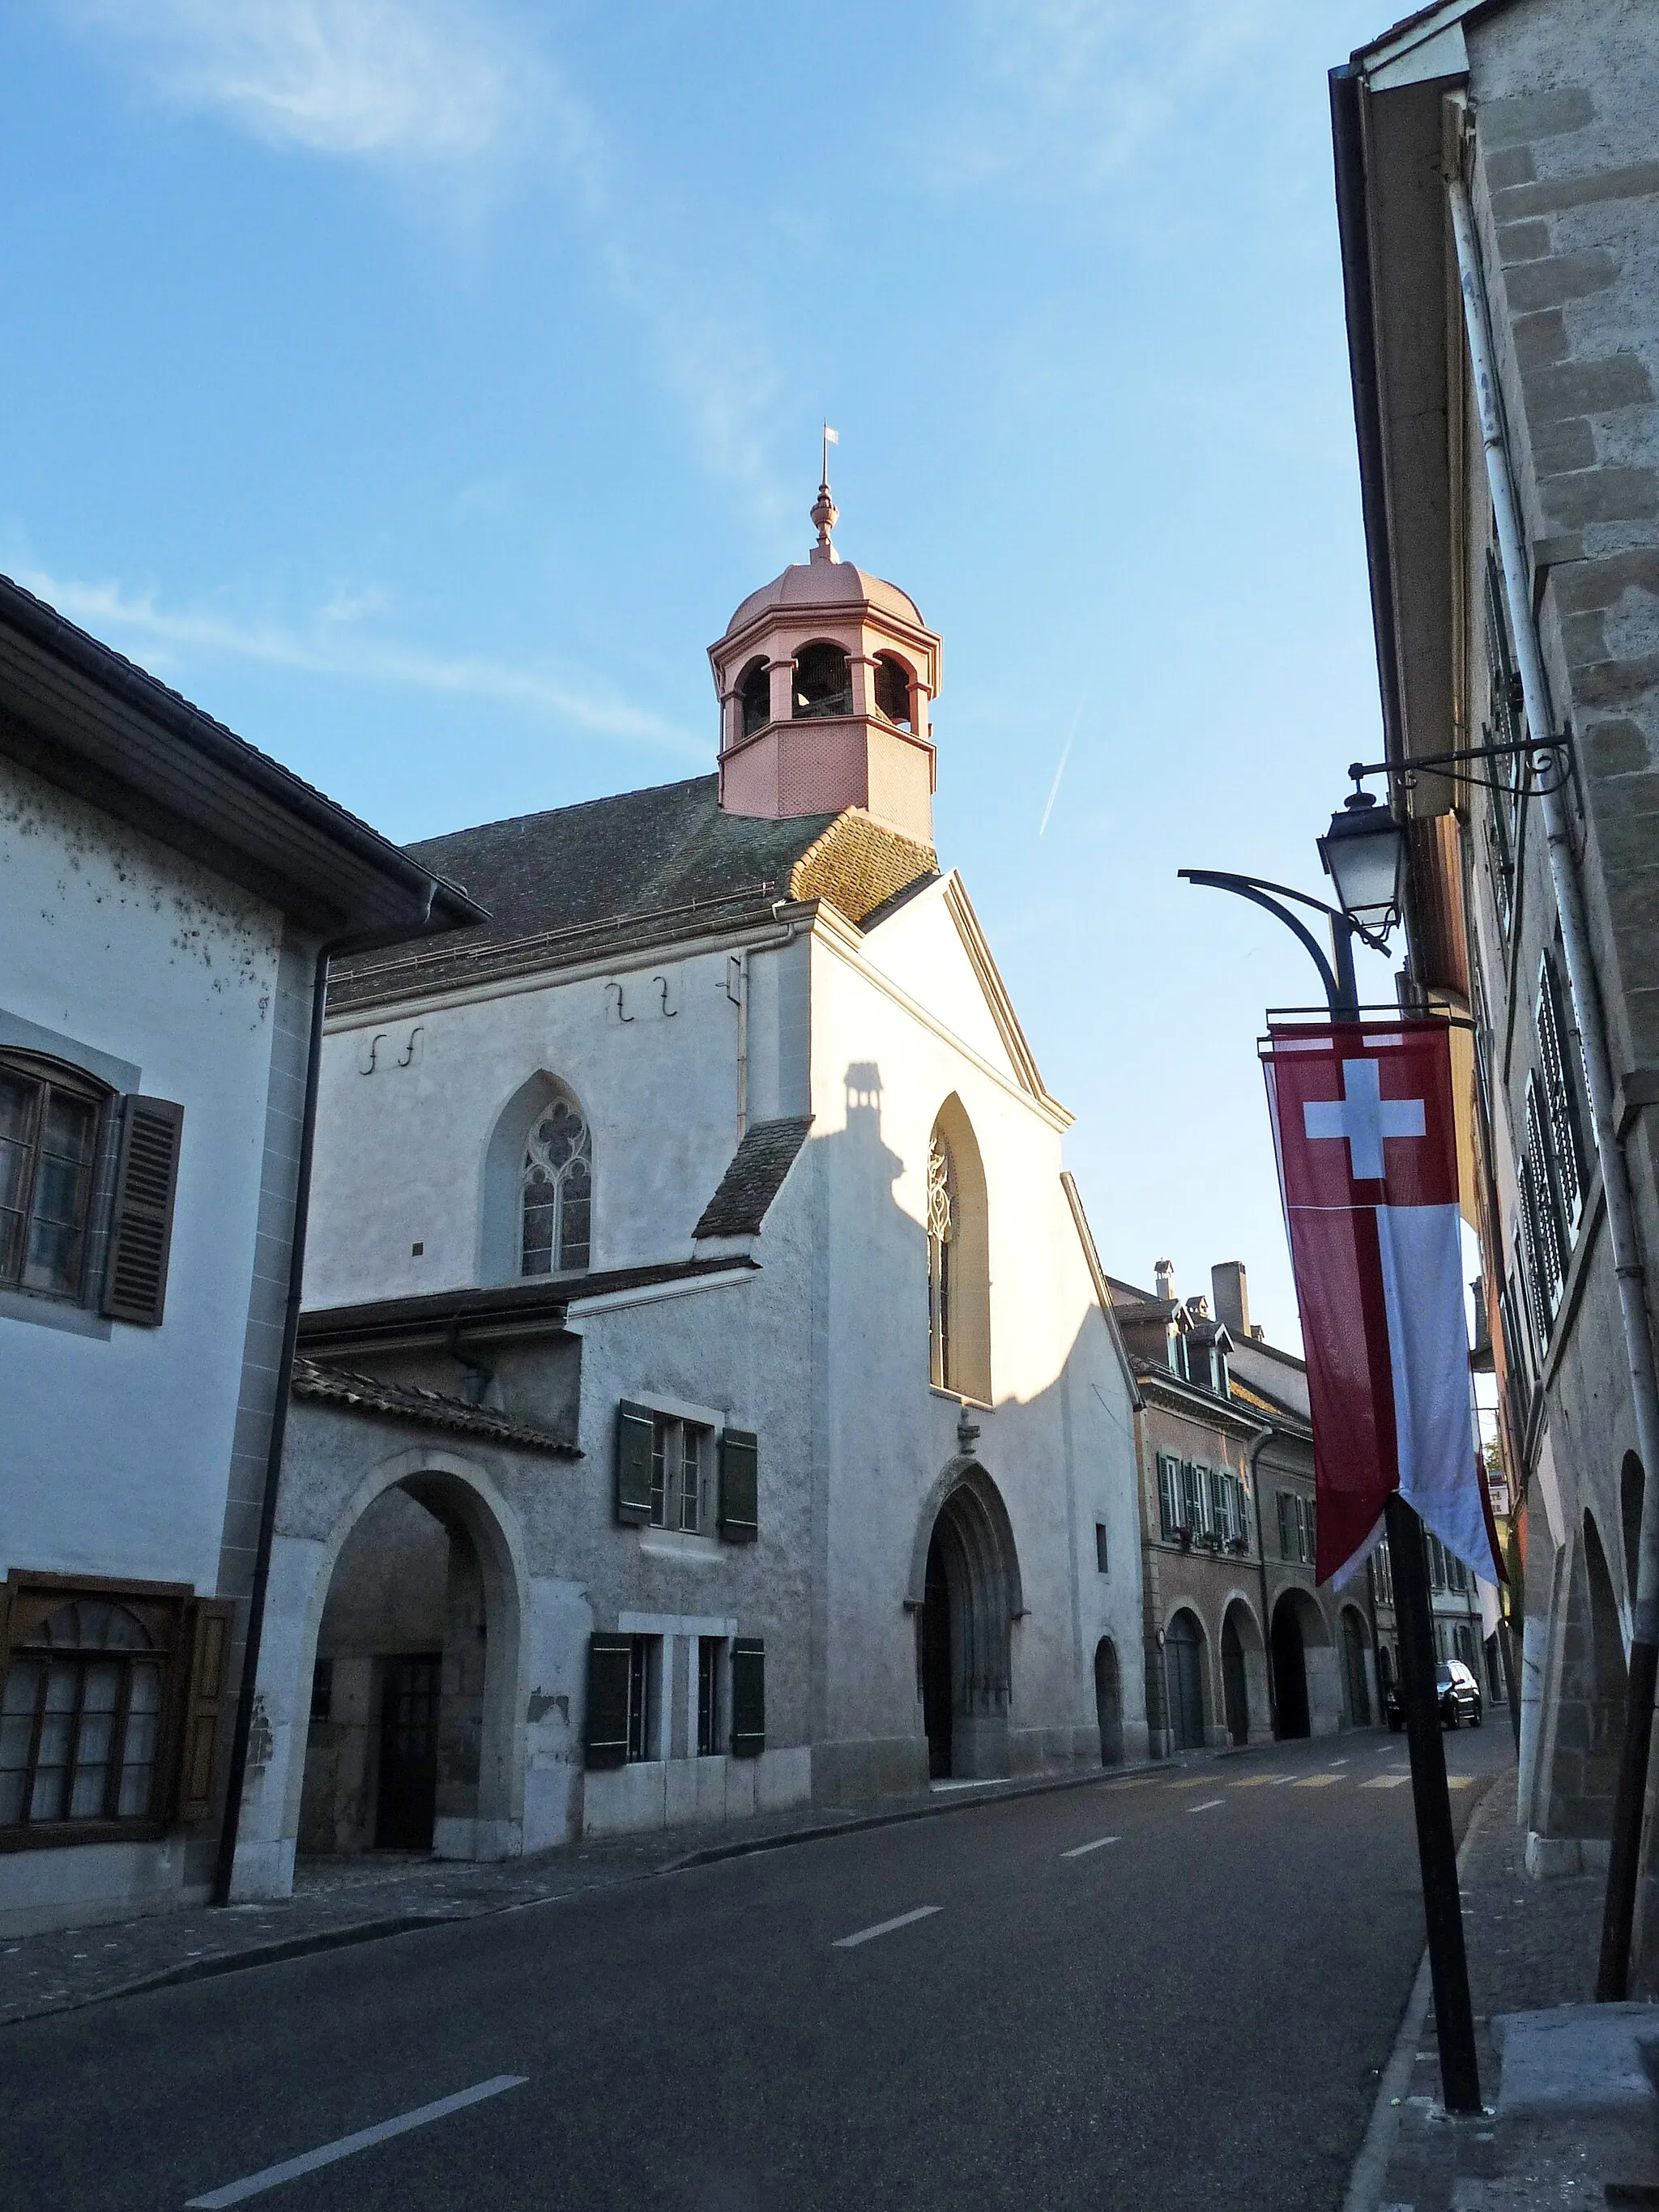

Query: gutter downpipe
left=1447, top=164, right=1659, bottom=2001
left=212, top=896, right=436, bottom=1906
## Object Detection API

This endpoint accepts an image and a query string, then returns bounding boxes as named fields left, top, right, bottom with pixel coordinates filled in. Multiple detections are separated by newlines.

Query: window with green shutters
left=730, top=1639, right=764, bottom=1758
left=583, top=1634, right=633, bottom=1768
left=718, top=1429, right=759, bottom=1543
left=1157, top=1455, right=1179, bottom=1538
left=615, top=1402, right=655, bottom=1524
left=1278, top=1492, right=1294, bottom=1560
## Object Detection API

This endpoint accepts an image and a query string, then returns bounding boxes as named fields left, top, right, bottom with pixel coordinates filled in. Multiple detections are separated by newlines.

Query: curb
left=1341, top=1769, right=1506, bottom=2212
left=4, top=1753, right=1177, bottom=2027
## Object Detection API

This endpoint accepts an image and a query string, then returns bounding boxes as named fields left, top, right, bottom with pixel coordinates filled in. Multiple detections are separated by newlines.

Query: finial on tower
left=811, top=423, right=840, bottom=564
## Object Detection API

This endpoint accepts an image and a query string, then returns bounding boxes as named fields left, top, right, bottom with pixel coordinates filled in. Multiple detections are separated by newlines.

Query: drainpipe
left=1448, top=165, right=1659, bottom=2000
left=211, top=893, right=435, bottom=1906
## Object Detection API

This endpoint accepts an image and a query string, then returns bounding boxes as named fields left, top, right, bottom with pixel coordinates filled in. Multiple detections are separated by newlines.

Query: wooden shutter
left=1277, top=1493, right=1293, bottom=1560
left=718, top=1429, right=759, bottom=1543
left=585, top=1634, right=633, bottom=1768
left=1157, top=1455, right=1179, bottom=1538
left=176, top=1598, right=234, bottom=1822
left=615, top=1401, right=655, bottom=1524
left=102, top=1096, right=184, bottom=1324
left=730, top=1638, right=765, bottom=1758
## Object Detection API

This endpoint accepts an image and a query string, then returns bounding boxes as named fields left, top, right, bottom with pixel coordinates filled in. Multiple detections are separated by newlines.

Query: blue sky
left=1, top=0, right=1405, bottom=1348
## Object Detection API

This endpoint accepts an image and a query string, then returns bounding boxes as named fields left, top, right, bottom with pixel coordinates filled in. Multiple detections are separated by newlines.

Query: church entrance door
left=921, top=1528, right=953, bottom=1778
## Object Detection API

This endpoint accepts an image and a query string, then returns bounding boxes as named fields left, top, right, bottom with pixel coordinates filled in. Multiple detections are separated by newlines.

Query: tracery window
left=928, top=1132, right=957, bottom=1391
left=521, top=1098, right=592, bottom=1275
left=1, top=1600, right=167, bottom=1828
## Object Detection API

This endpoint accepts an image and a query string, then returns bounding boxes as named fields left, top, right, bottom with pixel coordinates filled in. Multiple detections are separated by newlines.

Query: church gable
left=855, top=870, right=1061, bottom=1110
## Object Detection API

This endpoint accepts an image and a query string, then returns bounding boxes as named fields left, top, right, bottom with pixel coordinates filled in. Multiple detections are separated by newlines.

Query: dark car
left=1384, top=1659, right=1482, bottom=1732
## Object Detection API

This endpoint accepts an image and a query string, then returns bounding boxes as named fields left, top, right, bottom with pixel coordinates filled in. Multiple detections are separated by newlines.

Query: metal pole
left=1184, top=869, right=1483, bottom=2111
left=1448, top=170, right=1659, bottom=2001
left=1386, top=1493, right=1483, bottom=2110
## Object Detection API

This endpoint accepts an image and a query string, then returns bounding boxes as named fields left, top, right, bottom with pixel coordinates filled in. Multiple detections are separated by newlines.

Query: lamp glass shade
left=1319, top=793, right=1405, bottom=931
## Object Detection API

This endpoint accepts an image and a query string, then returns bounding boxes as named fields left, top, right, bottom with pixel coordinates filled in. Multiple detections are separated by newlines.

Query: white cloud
left=58, top=0, right=511, bottom=158
left=21, top=567, right=698, bottom=755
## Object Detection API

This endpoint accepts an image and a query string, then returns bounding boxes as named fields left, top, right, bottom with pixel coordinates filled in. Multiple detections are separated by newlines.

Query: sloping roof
left=694, top=1117, right=812, bottom=1238
left=292, top=1356, right=578, bottom=1452
left=0, top=573, right=484, bottom=944
left=329, top=776, right=937, bottom=1009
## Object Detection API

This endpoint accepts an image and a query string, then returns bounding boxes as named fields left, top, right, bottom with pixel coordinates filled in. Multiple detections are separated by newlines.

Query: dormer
left=709, top=475, right=943, bottom=846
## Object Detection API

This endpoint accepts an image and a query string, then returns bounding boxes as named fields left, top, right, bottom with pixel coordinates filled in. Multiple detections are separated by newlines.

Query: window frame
left=0, top=1049, right=113, bottom=1306
left=0, top=1571, right=194, bottom=1852
left=649, top=1414, right=713, bottom=1535
left=519, top=1092, right=593, bottom=1279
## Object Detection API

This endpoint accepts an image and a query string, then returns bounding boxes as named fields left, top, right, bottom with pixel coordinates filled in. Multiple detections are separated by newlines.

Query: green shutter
left=730, top=1637, right=765, bottom=1758
left=616, top=1401, right=655, bottom=1524
left=102, top=1096, right=184, bottom=1325
left=585, top=1634, right=633, bottom=1768
left=718, top=1428, right=759, bottom=1543
left=1158, top=1455, right=1179, bottom=1537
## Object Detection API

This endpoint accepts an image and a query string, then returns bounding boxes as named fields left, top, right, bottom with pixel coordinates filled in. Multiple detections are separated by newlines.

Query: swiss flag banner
left=1261, top=1019, right=1497, bottom=1587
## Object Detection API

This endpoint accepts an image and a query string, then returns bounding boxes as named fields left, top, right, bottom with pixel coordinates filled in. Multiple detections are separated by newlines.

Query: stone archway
left=230, top=1447, right=529, bottom=1900
left=1166, top=1609, right=1209, bottom=1752
left=911, top=1465, right=1021, bottom=1781
left=1272, top=1588, right=1340, bottom=1738
left=1220, top=1599, right=1266, bottom=1747
left=1094, top=1637, right=1124, bottom=1767
left=1340, top=1606, right=1373, bottom=1727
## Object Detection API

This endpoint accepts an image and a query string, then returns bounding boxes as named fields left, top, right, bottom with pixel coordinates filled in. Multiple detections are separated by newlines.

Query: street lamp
left=1319, top=786, right=1406, bottom=940
left=1179, top=791, right=1482, bottom=2117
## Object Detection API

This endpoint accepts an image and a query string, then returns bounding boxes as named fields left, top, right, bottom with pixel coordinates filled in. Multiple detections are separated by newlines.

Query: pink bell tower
left=708, top=467, right=943, bottom=846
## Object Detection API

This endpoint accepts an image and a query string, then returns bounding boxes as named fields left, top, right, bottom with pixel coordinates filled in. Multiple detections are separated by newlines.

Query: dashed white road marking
left=1187, top=1799, right=1224, bottom=1813
left=1060, top=1835, right=1122, bottom=1860
left=833, top=1905, right=941, bottom=1950
left=184, top=2075, right=528, bottom=2207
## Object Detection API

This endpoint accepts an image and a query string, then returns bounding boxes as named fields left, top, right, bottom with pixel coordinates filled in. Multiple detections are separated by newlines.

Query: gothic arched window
left=927, top=1099, right=991, bottom=1402
left=928, top=1132, right=957, bottom=1392
left=521, top=1098, right=592, bottom=1275
left=738, top=658, right=770, bottom=739
left=792, top=640, right=852, bottom=718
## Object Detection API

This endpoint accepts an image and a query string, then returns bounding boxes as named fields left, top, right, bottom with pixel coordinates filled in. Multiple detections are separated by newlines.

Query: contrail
left=1038, top=714, right=1079, bottom=837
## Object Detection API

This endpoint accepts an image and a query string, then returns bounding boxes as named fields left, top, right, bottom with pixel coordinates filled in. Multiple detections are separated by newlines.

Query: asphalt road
left=3, top=1725, right=1510, bottom=2212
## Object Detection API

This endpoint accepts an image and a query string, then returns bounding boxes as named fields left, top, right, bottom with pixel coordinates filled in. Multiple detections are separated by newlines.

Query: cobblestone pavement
left=1354, top=1766, right=1610, bottom=2212
left=0, top=1758, right=1160, bottom=2028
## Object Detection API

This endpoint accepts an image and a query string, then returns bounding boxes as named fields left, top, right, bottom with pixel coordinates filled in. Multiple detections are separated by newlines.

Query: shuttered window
left=102, top=1097, right=184, bottom=1325
left=1519, top=1084, right=1565, bottom=1327
left=584, top=1634, right=633, bottom=1769
left=1157, top=1455, right=1180, bottom=1538
left=1537, top=953, right=1589, bottom=1241
left=176, top=1600, right=234, bottom=1822
left=718, top=1429, right=759, bottom=1543
left=615, top=1402, right=655, bottom=1525
left=1278, top=1493, right=1294, bottom=1560
left=1180, top=1461, right=1203, bottom=1530
left=730, top=1639, right=764, bottom=1758
left=0, top=1053, right=109, bottom=1302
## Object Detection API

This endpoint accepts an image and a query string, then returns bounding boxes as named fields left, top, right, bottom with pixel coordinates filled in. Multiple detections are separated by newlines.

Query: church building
left=225, top=484, right=1148, bottom=1896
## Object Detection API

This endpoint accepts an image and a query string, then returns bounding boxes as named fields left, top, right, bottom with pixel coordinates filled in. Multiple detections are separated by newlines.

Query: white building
left=0, top=577, right=479, bottom=1936
left=228, top=494, right=1149, bottom=1896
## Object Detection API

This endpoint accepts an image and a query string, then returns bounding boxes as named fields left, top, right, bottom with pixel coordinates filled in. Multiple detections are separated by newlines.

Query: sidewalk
left=1346, top=1766, right=1616, bottom=2212
left=0, top=1758, right=1154, bottom=2030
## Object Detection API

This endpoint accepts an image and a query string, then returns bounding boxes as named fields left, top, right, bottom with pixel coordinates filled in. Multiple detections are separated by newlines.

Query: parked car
left=1384, top=1660, right=1482, bottom=1732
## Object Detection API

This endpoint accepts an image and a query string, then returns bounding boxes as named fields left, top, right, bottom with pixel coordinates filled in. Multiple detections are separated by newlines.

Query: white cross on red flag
left=1261, top=1018, right=1499, bottom=1587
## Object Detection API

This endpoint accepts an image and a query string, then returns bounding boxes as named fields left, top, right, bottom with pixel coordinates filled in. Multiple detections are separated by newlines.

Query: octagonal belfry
left=709, top=479, right=943, bottom=846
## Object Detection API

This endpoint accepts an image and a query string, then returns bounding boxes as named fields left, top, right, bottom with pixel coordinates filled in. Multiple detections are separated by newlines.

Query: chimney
left=1154, top=1258, right=1176, bottom=1305
left=1211, top=1261, right=1250, bottom=1338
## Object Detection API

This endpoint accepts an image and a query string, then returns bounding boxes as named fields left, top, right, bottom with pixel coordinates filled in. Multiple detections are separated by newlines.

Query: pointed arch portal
left=912, top=1466, right=1021, bottom=1781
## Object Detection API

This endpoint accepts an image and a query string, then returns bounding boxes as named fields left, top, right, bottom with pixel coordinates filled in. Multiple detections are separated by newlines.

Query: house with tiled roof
left=225, top=484, right=1147, bottom=1894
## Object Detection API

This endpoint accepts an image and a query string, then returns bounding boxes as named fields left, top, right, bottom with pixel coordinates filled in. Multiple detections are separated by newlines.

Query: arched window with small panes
left=521, top=1093, right=592, bottom=1276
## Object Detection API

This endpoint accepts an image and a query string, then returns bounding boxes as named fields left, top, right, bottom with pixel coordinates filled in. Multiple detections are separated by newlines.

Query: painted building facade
left=226, top=501, right=1149, bottom=1898
left=0, top=577, right=476, bottom=1936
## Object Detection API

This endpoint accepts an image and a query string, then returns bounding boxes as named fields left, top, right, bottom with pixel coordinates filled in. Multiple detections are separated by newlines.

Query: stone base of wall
left=580, top=1748, right=812, bottom=1839
left=1527, top=1830, right=1612, bottom=1879
left=0, top=1835, right=211, bottom=1938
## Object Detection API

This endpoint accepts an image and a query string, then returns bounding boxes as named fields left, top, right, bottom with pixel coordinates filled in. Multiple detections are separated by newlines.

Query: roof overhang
left=1332, top=6, right=1495, bottom=818
left=0, top=574, right=486, bottom=946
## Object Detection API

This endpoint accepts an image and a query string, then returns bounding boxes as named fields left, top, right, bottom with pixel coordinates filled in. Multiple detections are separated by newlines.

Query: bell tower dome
left=708, top=471, right=942, bottom=846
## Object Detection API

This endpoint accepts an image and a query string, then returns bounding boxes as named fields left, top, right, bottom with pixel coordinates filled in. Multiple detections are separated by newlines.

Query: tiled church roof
left=291, top=1356, right=578, bottom=1452
left=330, top=775, right=936, bottom=1008
left=693, top=1117, right=813, bottom=1239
